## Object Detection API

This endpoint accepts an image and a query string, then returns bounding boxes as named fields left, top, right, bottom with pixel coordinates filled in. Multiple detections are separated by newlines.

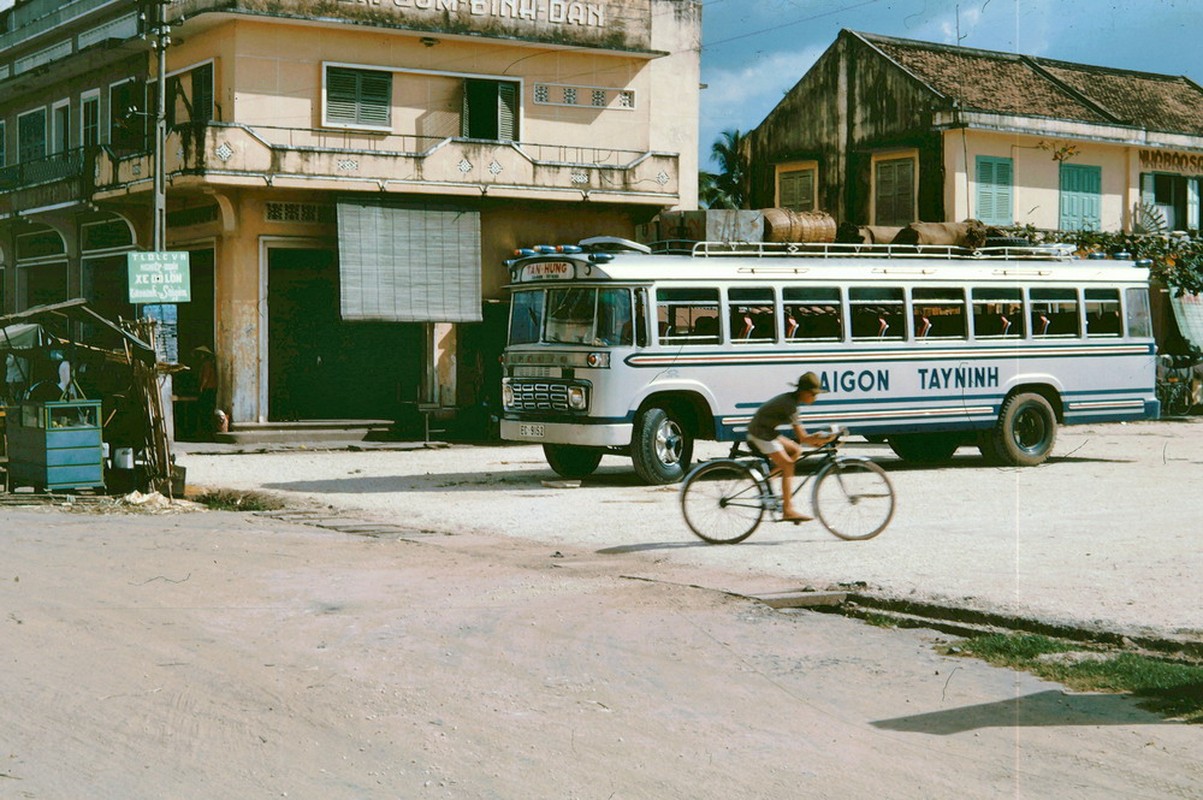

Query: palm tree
left=700, top=129, right=748, bottom=209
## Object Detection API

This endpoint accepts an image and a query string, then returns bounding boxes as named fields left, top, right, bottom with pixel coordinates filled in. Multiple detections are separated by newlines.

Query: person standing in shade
left=746, top=372, right=837, bottom=522
left=5, top=351, right=27, bottom=404
left=194, top=346, right=219, bottom=437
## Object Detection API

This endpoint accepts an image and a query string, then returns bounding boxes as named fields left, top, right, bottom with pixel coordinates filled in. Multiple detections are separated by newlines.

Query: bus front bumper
left=501, top=419, right=632, bottom=448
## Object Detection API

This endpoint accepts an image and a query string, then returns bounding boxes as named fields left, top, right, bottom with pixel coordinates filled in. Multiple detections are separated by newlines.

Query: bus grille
left=509, top=381, right=571, bottom=411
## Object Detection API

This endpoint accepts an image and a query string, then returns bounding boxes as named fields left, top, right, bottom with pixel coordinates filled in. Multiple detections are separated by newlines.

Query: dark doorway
left=267, top=247, right=419, bottom=420
left=176, top=248, right=215, bottom=356
left=455, top=302, right=508, bottom=439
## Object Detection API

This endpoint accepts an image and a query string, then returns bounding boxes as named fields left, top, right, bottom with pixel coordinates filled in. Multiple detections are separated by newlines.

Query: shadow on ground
left=871, top=688, right=1170, bottom=734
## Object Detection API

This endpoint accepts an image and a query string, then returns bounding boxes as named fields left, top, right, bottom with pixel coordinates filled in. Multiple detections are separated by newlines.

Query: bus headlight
left=502, top=380, right=514, bottom=409
left=567, top=386, right=588, bottom=410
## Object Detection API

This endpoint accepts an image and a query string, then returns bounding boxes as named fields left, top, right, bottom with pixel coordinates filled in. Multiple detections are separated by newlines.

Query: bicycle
left=1156, top=367, right=1195, bottom=417
left=679, top=429, right=896, bottom=544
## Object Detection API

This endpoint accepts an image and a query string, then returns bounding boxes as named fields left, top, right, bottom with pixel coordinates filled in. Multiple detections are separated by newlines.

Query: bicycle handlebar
left=728, top=426, right=849, bottom=460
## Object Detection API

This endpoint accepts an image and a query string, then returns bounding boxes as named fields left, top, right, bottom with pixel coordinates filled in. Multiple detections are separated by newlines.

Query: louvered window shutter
left=192, top=63, right=214, bottom=123
left=461, top=84, right=471, bottom=137
left=497, top=82, right=517, bottom=141
left=975, top=156, right=1013, bottom=225
left=327, top=68, right=359, bottom=123
left=358, top=71, right=392, bottom=126
left=327, top=67, right=390, bottom=126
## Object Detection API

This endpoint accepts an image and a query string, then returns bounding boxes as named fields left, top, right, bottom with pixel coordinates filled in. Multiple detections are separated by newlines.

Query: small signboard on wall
left=127, top=251, right=192, bottom=303
left=142, top=304, right=179, bottom=364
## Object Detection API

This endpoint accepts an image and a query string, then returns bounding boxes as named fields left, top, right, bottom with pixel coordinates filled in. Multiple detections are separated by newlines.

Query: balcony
left=0, top=147, right=91, bottom=216
left=93, top=122, right=680, bottom=205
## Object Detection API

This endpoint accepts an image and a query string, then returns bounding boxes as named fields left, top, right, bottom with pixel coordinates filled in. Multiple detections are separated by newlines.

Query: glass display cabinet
left=6, top=400, right=105, bottom=492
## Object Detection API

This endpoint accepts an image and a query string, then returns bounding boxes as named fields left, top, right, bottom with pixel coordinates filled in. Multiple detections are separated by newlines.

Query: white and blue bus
left=500, top=237, right=1158, bottom=484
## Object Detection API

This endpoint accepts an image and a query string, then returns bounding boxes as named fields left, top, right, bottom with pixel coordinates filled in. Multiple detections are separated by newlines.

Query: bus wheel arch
left=543, top=444, right=604, bottom=479
left=993, top=387, right=1060, bottom=466
left=629, top=393, right=710, bottom=484
left=888, top=432, right=962, bottom=464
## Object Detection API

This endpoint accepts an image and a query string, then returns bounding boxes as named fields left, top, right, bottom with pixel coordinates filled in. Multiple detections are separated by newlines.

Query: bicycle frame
left=723, top=439, right=840, bottom=516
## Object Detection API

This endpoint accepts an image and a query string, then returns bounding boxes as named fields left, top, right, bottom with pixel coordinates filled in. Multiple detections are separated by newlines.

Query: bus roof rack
left=677, top=240, right=1081, bottom=261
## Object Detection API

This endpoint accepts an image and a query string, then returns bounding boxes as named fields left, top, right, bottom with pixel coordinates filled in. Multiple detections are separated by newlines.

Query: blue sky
left=699, top=0, right=1203, bottom=170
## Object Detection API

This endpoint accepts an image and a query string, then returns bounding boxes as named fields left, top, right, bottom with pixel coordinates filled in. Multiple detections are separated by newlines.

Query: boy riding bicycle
left=746, top=372, right=838, bottom=522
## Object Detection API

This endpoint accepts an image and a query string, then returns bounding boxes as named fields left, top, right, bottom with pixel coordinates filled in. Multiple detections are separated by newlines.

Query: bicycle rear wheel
left=1169, top=384, right=1193, bottom=416
left=812, top=458, right=895, bottom=541
left=680, top=461, right=765, bottom=544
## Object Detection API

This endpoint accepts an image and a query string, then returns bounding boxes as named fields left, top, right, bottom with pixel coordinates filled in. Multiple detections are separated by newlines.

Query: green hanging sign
left=127, top=251, right=191, bottom=303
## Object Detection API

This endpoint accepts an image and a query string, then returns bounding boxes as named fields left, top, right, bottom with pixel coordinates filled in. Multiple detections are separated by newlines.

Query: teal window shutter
left=1059, top=164, right=1102, bottom=231
left=975, top=156, right=1013, bottom=225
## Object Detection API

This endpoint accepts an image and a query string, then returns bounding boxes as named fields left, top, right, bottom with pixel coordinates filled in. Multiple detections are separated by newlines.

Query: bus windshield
left=509, top=287, right=633, bottom=346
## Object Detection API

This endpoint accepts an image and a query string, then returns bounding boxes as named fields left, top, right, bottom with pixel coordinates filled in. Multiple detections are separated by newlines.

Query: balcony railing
left=94, top=122, right=680, bottom=203
left=0, top=147, right=88, bottom=192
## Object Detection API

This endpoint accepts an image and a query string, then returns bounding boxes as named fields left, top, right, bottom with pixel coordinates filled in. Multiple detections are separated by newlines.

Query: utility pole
left=149, top=0, right=170, bottom=252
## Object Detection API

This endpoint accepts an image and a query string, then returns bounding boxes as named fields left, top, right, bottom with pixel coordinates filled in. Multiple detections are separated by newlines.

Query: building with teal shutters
left=746, top=30, right=1203, bottom=236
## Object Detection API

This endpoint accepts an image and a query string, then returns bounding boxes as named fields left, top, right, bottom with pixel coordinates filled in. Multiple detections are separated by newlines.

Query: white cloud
left=699, top=45, right=825, bottom=162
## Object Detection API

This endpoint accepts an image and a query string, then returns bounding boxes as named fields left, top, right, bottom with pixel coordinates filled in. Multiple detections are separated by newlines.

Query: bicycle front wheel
left=812, top=458, right=895, bottom=541
left=680, top=461, right=765, bottom=544
left=1169, top=385, right=1193, bottom=416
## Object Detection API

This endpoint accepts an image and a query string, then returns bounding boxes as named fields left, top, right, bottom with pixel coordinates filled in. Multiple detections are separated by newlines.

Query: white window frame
left=322, top=63, right=393, bottom=131
left=81, top=89, right=101, bottom=148
left=51, top=98, right=70, bottom=155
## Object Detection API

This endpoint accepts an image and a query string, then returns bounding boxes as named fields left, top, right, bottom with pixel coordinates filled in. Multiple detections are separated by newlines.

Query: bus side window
left=729, top=287, right=776, bottom=344
left=1085, top=289, right=1121, bottom=337
left=971, top=288, right=1024, bottom=338
left=912, top=288, right=966, bottom=340
left=1125, top=287, right=1152, bottom=338
left=850, top=287, right=904, bottom=341
left=783, top=287, right=843, bottom=342
left=656, top=287, right=720, bottom=345
left=634, top=289, right=649, bottom=346
left=1031, top=289, right=1079, bottom=337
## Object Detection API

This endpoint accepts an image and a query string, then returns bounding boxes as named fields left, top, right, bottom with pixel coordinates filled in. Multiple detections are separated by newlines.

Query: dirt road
left=180, top=419, right=1203, bottom=644
left=2, top=504, right=1200, bottom=799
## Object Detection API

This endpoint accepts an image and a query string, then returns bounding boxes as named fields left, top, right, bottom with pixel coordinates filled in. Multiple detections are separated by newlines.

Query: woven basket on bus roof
left=760, top=208, right=836, bottom=243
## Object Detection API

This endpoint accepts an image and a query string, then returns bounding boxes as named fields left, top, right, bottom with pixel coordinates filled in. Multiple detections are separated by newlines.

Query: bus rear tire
left=543, top=444, right=603, bottom=479
left=994, top=392, right=1057, bottom=466
left=631, top=406, right=693, bottom=484
left=887, top=433, right=960, bottom=463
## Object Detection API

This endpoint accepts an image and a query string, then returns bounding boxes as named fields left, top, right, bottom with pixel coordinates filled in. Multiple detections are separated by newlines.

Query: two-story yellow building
left=0, top=0, right=700, bottom=435
left=747, top=30, right=1203, bottom=237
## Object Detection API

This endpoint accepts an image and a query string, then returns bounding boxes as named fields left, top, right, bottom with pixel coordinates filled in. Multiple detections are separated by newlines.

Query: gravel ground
left=179, top=418, right=1203, bottom=646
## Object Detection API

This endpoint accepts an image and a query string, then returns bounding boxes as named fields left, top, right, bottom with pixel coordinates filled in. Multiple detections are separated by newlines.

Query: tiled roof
left=856, top=31, right=1203, bottom=136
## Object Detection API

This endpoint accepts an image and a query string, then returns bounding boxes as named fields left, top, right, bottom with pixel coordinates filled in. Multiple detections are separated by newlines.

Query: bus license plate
left=519, top=423, right=545, bottom=438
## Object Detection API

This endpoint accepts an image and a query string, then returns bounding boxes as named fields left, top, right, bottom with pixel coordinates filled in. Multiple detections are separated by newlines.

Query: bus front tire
left=631, top=406, right=693, bottom=484
left=543, top=444, right=603, bottom=479
left=887, top=433, right=960, bottom=463
left=993, top=392, right=1057, bottom=466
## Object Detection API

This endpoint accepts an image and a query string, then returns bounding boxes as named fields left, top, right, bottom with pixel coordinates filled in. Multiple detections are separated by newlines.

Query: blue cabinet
left=6, top=400, right=105, bottom=492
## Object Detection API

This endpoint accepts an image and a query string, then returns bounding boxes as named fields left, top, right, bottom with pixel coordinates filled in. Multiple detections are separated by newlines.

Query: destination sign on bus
left=521, top=261, right=574, bottom=281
